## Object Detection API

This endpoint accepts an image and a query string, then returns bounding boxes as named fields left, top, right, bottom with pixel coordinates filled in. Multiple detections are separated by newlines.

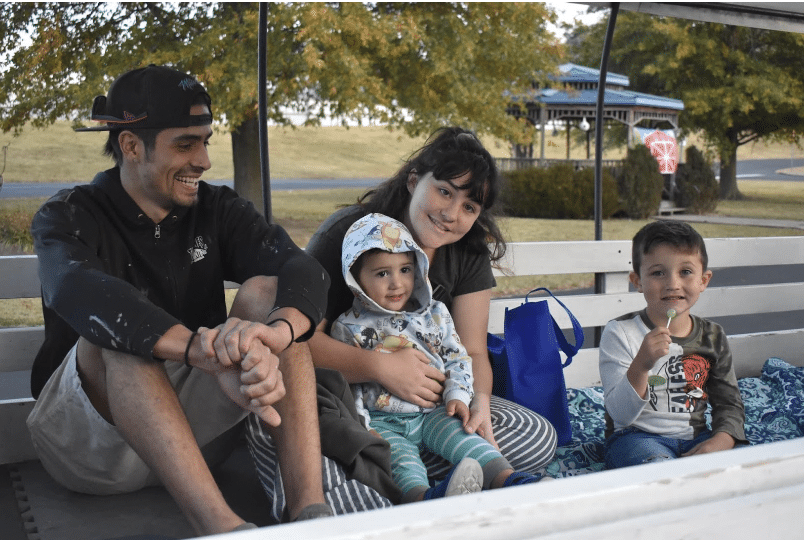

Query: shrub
left=616, top=144, right=664, bottom=219
left=0, top=208, right=34, bottom=252
left=500, top=163, right=620, bottom=219
left=675, top=145, right=719, bottom=214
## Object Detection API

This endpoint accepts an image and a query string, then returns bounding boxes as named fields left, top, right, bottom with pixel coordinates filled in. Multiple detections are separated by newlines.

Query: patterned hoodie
left=330, top=213, right=474, bottom=428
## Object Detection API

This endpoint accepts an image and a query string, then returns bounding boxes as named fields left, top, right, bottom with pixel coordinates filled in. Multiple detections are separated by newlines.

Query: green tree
left=568, top=10, right=804, bottom=199
left=0, top=2, right=561, bottom=211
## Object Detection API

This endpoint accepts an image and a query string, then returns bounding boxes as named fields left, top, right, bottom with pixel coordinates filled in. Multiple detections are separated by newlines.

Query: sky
left=546, top=1, right=607, bottom=40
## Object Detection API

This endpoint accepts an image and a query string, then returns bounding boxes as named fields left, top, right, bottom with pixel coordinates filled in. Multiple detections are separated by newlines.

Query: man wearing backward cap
left=26, top=65, right=333, bottom=534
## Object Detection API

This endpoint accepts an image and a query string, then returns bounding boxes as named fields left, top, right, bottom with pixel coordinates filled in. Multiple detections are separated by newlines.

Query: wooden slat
left=222, top=438, right=804, bottom=540
left=0, top=326, right=44, bottom=372
left=493, top=236, right=804, bottom=277
left=0, top=401, right=35, bottom=464
left=561, top=328, right=804, bottom=388
left=0, top=255, right=40, bottom=299
left=706, top=235, right=804, bottom=268
left=489, top=282, right=804, bottom=333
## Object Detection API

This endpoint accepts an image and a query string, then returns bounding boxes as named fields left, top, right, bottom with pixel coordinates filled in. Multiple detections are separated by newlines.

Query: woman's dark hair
left=357, top=126, right=506, bottom=262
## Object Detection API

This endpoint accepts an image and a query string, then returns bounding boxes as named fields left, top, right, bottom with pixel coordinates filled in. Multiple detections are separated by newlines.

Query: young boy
left=599, top=220, right=747, bottom=469
left=331, top=213, right=544, bottom=503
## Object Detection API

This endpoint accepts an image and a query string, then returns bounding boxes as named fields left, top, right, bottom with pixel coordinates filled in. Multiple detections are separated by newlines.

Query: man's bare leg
left=76, top=339, right=245, bottom=535
left=268, top=342, right=327, bottom=520
left=230, top=276, right=328, bottom=521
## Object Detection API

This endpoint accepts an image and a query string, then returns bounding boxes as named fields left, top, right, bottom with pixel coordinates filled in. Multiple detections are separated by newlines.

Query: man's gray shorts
left=26, top=344, right=247, bottom=495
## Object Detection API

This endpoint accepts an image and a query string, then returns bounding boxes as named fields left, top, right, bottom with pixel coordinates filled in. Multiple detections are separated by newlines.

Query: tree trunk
left=231, top=114, right=272, bottom=221
left=718, top=146, right=743, bottom=200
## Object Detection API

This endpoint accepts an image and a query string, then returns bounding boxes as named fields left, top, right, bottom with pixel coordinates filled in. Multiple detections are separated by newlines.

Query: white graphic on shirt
left=188, top=236, right=208, bottom=264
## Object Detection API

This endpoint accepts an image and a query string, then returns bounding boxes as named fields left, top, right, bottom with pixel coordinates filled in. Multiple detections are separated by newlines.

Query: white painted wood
left=561, top=328, right=804, bottom=389
left=0, top=400, right=35, bottom=464
left=0, top=254, right=40, bottom=299
left=224, top=438, right=804, bottom=540
left=0, top=326, right=44, bottom=372
left=493, top=240, right=632, bottom=276
left=493, top=236, right=804, bottom=278
left=489, top=282, right=804, bottom=333
left=706, top=235, right=804, bottom=267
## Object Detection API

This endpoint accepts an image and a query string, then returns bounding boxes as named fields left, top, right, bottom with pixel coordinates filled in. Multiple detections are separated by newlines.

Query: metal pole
left=258, top=3, right=272, bottom=221
left=594, top=3, right=619, bottom=244
left=594, top=2, right=619, bottom=346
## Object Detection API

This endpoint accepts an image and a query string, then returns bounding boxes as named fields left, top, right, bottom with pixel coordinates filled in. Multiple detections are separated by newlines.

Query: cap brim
left=74, top=125, right=114, bottom=132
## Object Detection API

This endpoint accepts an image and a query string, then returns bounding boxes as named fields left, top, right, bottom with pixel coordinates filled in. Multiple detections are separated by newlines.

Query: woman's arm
left=308, top=320, right=446, bottom=409
left=449, top=288, right=499, bottom=447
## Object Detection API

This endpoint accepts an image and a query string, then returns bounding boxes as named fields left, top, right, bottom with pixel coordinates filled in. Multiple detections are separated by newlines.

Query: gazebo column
left=539, top=106, right=546, bottom=164
left=627, top=109, right=634, bottom=149
left=566, top=120, right=571, bottom=160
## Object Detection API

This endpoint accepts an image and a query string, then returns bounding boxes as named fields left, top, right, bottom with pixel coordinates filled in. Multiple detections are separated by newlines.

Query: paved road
left=733, top=158, right=804, bottom=181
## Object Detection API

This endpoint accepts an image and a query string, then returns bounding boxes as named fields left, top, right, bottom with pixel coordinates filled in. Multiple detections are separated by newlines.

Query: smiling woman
left=245, top=126, right=560, bottom=520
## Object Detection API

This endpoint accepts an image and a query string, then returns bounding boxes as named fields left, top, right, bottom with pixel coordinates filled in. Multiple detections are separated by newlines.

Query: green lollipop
left=666, top=308, right=677, bottom=328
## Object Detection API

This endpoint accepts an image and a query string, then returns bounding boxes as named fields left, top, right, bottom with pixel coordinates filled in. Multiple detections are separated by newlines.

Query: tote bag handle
left=524, top=288, right=584, bottom=367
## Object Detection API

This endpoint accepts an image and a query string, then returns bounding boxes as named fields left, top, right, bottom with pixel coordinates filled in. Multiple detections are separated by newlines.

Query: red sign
left=644, top=130, right=679, bottom=174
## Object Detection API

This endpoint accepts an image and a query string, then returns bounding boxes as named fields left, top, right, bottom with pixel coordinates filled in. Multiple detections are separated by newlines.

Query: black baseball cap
left=75, top=64, right=212, bottom=132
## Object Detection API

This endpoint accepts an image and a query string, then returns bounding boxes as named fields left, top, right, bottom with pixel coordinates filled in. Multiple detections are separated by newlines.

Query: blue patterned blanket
left=545, top=357, right=804, bottom=478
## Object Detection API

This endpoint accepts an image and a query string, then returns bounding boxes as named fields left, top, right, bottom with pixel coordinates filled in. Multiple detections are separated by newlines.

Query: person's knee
left=231, top=276, right=278, bottom=321
left=76, top=338, right=167, bottom=423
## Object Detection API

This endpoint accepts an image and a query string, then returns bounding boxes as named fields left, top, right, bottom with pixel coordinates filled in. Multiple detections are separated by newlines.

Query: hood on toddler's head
left=341, top=213, right=431, bottom=314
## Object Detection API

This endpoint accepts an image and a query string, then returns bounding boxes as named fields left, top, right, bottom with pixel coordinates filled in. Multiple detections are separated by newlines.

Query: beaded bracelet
left=267, top=318, right=294, bottom=351
left=184, top=330, right=199, bottom=368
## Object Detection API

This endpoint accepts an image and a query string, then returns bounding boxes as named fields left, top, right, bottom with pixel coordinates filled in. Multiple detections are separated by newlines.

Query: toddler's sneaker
left=423, top=457, right=483, bottom=500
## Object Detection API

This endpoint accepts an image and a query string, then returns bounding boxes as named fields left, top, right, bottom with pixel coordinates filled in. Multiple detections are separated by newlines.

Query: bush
left=616, top=144, right=664, bottom=219
left=500, top=163, right=620, bottom=219
left=0, top=208, right=34, bottom=252
left=675, top=145, right=719, bottom=214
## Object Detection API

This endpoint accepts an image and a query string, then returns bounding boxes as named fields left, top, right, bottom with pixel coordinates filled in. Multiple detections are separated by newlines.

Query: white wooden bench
left=2, top=235, right=803, bottom=539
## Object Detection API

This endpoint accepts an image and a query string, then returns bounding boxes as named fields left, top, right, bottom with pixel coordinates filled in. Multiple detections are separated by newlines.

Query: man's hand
left=213, top=339, right=285, bottom=427
left=205, top=317, right=285, bottom=368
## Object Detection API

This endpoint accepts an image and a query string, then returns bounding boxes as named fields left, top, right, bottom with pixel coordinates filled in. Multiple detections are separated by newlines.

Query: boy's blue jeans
left=604, top=427, right=713, bottom=469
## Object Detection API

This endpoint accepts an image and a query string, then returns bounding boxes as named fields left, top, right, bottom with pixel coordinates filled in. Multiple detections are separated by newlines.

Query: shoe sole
left=444, top=457, right=483, bottom=497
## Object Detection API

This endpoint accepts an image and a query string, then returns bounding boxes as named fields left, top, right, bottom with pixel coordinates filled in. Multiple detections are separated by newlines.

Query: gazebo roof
left=538, top=87, right=684, bottom=111
left=512, top=63, right=684, bottom=112
left=553, top=63, right=630, bottom=87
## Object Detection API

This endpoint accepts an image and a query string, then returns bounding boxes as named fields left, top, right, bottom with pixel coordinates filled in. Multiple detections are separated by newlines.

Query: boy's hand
left=634, top=326, right=672, bottom=372
left=683, top=431, right=736, bottom=457
left=446, top=399, right=471, bottom=429
left=627, top=326, right=672, bottom=399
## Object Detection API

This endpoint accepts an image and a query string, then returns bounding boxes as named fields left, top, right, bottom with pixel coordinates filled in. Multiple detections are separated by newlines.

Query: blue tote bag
left=487, top=288, right=584, bottom=446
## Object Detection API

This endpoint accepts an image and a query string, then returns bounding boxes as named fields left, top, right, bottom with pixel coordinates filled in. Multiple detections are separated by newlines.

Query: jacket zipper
left=154, top=224, right=161, bottom=239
